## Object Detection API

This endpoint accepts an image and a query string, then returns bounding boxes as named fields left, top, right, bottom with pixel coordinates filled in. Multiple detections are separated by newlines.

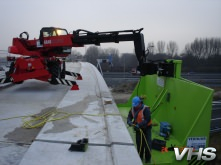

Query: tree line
left=67, top=37, right=221, bottom=73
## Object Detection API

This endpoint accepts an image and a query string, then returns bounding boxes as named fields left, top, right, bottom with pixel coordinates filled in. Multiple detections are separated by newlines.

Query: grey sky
left=1, top=0, right=221, bottom=55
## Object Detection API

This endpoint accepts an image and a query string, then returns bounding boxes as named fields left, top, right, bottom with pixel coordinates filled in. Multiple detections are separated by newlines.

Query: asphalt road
left=103, top=72, right=221, bottom=88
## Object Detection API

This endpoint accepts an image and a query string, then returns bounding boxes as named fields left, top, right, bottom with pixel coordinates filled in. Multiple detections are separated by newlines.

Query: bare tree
left=191, top=38, right=204, bottom=58
left=167, top=41, right=178, bottom=57
left=84, top=46, right=101, bottom=65
left=147, top=42, right=155, bottom=55
left=157, top=41, right=165, bottom=54
left=184, top=44, right=193, bottom=56
left=184, top=38, right=221, bottom=59
left=66, top=50, right=83, bottom=61
left=103, top=48, right=120, bottom=66
left=213, top=38, right=221, bottom=56
left=120, top=53, right=138, bottom=70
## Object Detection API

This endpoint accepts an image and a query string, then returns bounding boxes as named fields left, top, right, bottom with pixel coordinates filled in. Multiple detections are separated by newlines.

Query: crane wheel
left=5, top=62, right=15, bottom=78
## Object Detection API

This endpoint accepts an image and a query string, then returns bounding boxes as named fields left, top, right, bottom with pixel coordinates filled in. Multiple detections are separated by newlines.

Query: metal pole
left=124, top=55, right=125, bottom=79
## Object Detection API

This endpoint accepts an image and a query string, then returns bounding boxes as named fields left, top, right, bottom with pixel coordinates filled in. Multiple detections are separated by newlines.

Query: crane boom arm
left=72, top=28, right=146, bottom=67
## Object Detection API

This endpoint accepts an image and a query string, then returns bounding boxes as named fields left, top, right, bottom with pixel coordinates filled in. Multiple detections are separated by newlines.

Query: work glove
left=134, top=124, right=140, bottom=131
left=127, top=121, right=133, bottom=126
left=135, top=124, right=140, bottom=129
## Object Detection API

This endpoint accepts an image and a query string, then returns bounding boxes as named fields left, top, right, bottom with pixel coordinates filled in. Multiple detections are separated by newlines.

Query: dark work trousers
left=136, top=126, right=152, bottom=162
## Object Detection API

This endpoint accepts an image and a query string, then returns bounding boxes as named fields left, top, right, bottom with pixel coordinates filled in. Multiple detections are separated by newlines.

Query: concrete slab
left=0, top=142, right=29, bottom=165
left=0, top=62, right=142, bottom=165
left=0, top=79, right=70, bottom=164
left=0, top=81, right=69, bottom=143
left=19, top=141, right=113, bottom=165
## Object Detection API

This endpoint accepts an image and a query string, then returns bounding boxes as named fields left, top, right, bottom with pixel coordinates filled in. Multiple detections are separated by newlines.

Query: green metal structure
left=118, top=60, right=214, bottom=164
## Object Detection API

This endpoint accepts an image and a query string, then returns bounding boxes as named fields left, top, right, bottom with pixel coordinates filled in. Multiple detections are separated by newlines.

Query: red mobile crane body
left=2, top=27, right=146, bottom=89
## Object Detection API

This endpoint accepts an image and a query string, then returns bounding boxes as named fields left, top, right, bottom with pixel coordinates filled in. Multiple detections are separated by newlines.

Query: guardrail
left=103, top=72, right=221, bottom=88
left=211, top=101, right=221, bottom=133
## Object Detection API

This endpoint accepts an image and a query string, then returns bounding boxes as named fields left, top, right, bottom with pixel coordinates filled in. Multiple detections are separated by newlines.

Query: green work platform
left=118, top=60, right=213, bottom=165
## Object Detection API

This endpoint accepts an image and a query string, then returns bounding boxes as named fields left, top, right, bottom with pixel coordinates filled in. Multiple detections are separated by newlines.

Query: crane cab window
left=42, top=30, right=66, bottom=37
left=40, top=27, right=68, bottom=38
left=56, top=29, right=67, bottom=36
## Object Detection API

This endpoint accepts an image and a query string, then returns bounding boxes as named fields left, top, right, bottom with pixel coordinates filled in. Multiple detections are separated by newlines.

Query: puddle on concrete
left=4, top=107, right=56, bottom=143
left=44, top=95, right=102, bottom=134
left=4, top=127, right=41, bottom=144
left=5, top=95, right=104, bottom=139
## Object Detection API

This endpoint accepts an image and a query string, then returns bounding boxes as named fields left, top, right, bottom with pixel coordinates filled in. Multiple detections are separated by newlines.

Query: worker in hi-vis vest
left=127, top=96, right=152, bottom=163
